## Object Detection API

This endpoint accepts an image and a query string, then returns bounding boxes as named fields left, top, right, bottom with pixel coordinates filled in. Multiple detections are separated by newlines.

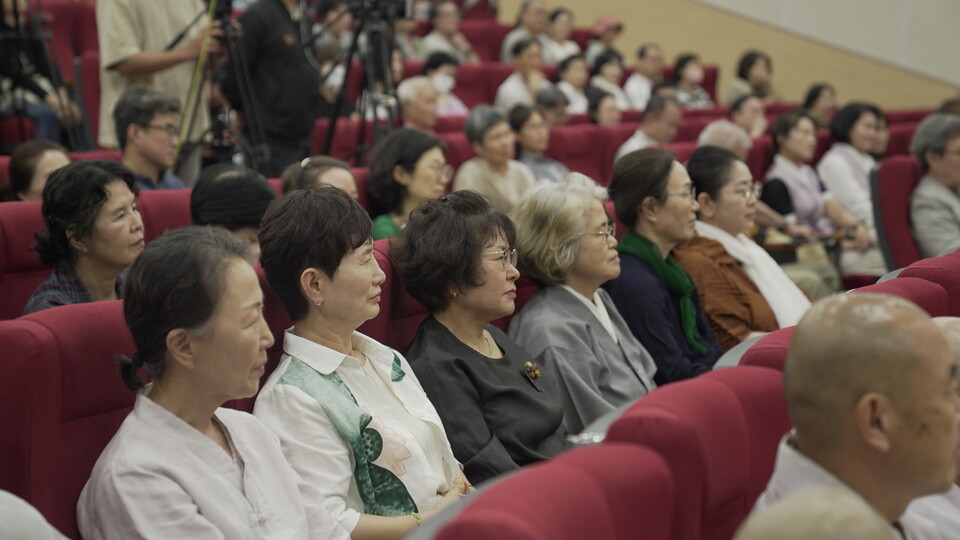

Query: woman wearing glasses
left=603, top=148, right=724, bottom=384
left=673, top=146, right=811, bottom=350
left=393, top=191, right=571, bottom=484
left=368, top=129, right=452, bottom=240
left=508, top=174, right=657, bottom=434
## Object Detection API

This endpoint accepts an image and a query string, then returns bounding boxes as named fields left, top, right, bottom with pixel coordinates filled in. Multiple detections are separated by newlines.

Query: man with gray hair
left=624, top=43, right=664, bottom=110
left=909, top=113, right=960, bottom=258
left=453, top=105, right=536, bottom=214
left=613, top=95, right=681, bottom=165
left=397, top=76, right=440, bottom=134
left=697, top=120, right=753, bottom=161
left=755, top=293, right=960, bottom=539
left=114, top=87, right=185, bottom=190
left=499, top=0, right=548, bottom=63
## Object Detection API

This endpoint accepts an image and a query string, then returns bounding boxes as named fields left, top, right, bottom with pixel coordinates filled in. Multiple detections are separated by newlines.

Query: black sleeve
left=760, top=178, right=794, bottom=216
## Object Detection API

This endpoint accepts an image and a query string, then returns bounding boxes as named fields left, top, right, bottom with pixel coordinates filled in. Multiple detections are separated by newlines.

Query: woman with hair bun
left=78, top=227, right=347, bottom=540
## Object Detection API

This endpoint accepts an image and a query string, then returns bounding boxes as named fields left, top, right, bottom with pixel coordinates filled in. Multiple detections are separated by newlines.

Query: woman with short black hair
left=508, top=104, right=569, bottom=183
left=24, top=160, right=144, bottom=314
left=394, top=191, right=571, bottom=483
left=78, top=227, right=347, bottom=540
left=191, top=164, right=277, bottom=262
left=673, top=53, right=713, bottom=109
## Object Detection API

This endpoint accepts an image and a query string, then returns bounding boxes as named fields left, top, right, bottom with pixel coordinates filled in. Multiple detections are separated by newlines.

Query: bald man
left=736, top=489, right=894, bottom=540
left=755, top=293, right=960, bottom=539
left=909, top=318, right=960, bottom=539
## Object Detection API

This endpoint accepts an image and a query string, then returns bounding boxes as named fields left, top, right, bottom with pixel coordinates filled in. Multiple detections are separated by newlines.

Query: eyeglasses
left=142, top=123, right=179, bottom=137
left=427, top=163, right=453, bottom=180
left=664, top=186, right=696, bottom=203
left=727, top=183, right=763, bottom=201
left=582, top=222, right=616, bottom=242
left=483, top=247, right=518, bottom=270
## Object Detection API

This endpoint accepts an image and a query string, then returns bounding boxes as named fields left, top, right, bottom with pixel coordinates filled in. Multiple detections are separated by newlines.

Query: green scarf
left=618, top=231, right=707, bottom=355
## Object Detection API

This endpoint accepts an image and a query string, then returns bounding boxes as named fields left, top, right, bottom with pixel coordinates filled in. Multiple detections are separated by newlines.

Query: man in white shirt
left=495, top=38, right=552, bottom=113
left=499, top=0, right=548, bottom=63
left=420, top=0, right=479, bottom=63
left=614, top=95, right=681, bottom=165
left=624, top=43, right=664, bottom=111
left=754, top=293, right=960, bottom=540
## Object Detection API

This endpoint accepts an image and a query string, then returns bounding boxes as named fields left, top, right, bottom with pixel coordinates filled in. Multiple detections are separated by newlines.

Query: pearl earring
left=314, top=297, right=323, bottom=307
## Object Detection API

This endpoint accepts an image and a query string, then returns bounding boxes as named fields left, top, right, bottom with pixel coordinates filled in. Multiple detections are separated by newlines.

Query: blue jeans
left=2, top=101, right=62, bottom=144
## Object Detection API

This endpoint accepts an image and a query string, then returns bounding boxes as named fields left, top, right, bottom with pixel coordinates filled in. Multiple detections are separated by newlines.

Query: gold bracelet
left=410, top=512, right=423, bottom=528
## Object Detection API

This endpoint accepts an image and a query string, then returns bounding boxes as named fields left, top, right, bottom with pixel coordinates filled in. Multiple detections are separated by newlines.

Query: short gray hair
left=396, top=76, right=433, bottom=105
left=698, top=120, right=753, bottom=151
left=910, top=113, right=960, bottom=173
left=465, top=105, right=506, bottom=144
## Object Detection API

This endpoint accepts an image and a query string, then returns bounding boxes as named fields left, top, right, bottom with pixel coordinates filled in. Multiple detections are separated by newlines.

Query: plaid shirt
left=22, top=264, right=125, bottom=315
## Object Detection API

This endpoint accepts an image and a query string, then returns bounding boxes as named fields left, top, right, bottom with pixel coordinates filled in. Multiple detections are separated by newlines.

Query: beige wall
left=499, top=0, right=957, bottom=109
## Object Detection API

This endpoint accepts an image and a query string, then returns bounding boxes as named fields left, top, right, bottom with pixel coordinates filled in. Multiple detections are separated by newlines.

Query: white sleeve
left=254, top=385, right=362, bottom=533
left=817, top=154, right=874, bottom=224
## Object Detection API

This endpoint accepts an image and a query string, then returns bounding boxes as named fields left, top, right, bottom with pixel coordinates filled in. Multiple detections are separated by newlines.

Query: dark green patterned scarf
left=618, top=231, right=707, bottom=354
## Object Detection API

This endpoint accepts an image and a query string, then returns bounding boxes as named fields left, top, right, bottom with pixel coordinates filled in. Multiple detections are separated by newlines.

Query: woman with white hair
left=909, top=113, right=960, bottom=258
left=509, top=173, right=657, bottom=433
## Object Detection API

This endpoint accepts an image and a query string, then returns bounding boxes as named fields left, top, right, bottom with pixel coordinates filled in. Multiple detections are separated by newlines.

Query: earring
left=314, top=297, right=323, bottom=307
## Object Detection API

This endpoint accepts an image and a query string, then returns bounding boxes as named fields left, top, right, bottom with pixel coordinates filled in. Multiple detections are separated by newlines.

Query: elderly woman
left=423, top=52, right=470, bottom=118
left=589, top=49, right=631, bottom=111
left=393, top=191, right=571, bottom=483
left=762, top=110, right=877, bottom=279
left=673, top=53, right=714, bottom=109
left=555, top=54, right=589, bottom=114
left=452, top=105, right=536, bottom=214
left=0, top=140, right=70, bottom=202
left=191, top=164, right=277, bottom=262
left=586, top=87, right=622, bottom=126
left=508, top=174, right=657, bottom=433
left=255, top=187, right=467, bottom=538
left=23, top=161, right=143, bottom=315
left=673, top=146, right=810, bottom=350
left=725, top=50, right=779, bottom=105
left=603, top=148, right=724, bottom=383
left=802, top=83, right=836, bottom=129
left=495, top=38, right=552, bottom=112
left=368, top=129, right=451, bottom=239
left=541, top=8, right=580, bottom=65
left=910, top=113, right=960, bottom=258
left=509, top=104, right=569, bottom=183
left=79, top=227, right=347, bottom=539
left=815, top=102, right=887, bottom=275
left=282, top=155, right=359, bottom=200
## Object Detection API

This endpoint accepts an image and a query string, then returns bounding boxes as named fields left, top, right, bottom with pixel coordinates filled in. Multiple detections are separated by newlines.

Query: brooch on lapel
left=522, top=361, right=543, bottom=392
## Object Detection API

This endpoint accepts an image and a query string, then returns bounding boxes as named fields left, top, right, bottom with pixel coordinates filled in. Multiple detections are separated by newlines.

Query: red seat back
left=812, top=129, right=834, bottom=166
left=0, top=116, right=36, bottom=152
left=900, top=250, right=960, bottom=316
left=674, top=117, right=712, bottom=143
left=606, top=367, right=790, bottom=540
left=435, top=116, right=466, bottom=133
left=459, top=20, right=511, bottom=62
left=745, top=135, right=773, bottom=182
left=739, top=327, right=794, bottom=372
left=884, top=122, right=918, bottom=158
left=0, top=201, right=48, bottom=320
left=658, top=141, right=698, bottom=165
left=885, top=108, right=935, bottom=125
left=436, top=444, right=674, bottom=540
left=137, top=188, right=192, bottom=243
left=0, top=300, right=136, bottom=538
left=871, top=155, right=923, bottom=270
left=75, top=51, right=101, bottom=144
left=545, top=124, right=607, bottom=183
left=852, top=276, right=949, bottom=317
left=0, top=155, right=10, bottom=192
left=438, top=132, right=475, bottom=170
left=452, top=63, right=492, bottom=108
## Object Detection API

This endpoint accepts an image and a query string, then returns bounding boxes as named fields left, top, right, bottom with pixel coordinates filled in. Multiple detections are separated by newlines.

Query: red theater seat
left=884, top=122, right=918, bottom=158
left=900, top=250, right=960, bottom=317
left=435, top=116, right=466, bottom=133
left=659, top=141, right=698, bottom=165
left=885, top=108, right=935, bottom=125
left=0, top=155, right=10, bottom=191
left=746, top=135, right=773, bottom=182
left=812, top=130, right=834, bottom=166
left=435, top=444, right=674, bottom=540
left=674, top=117, right=712, bottom=143
left=0, top=300, right=136, bottom=538
left=0, top=116, right=35, bottom=152
left=0, top=201, right=48, bottom=320
left=74, top=51, right=102, bottom=146
left=452, top=63, right=492, bottom=108
left=459, top=20, right=511, bottom=62
left=545, top=124, right=607, bottom=183
left=605, top=367, right=790, bottom=540
left=311, top=117, right=372, bottom=163
left=739, top=327, right=794, bottom=372
left=852, top=276, right=949, bottom=317
left=871, top=155, right=923, bottom=270
left=438, top=132, right=475, bottom=170
left=137, top=189, right=192, bottom=243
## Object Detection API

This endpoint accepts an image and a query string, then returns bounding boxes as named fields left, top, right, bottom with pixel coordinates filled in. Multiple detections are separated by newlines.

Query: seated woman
left=673, top=53, right=714, bottom=109
left=23, top=161, right=143, bottom=315
left=802, top=83, right=836, bottom=129
left=763, top=110, right=880, bottom=278
left=509, top=104, right=569, bottom=183
left=603, top=148, right=724, bottom=383
left=541, top=8, right=581, bottom=65
left=583, top=15, right=623, bottom=65
left=452, top=105, right=536, bottom=214
left=393, top=191, right=572, bottom=483
left=909, top=113, right=960, bottom=258
left=282, top=156, right=359, bottom=200
left=555, top=54, right=589, bottom=114
left=588, top=49, right=631, bottom=111
left=368, top=128, right=451, bottom=240
left=255, top=187, right=467, bottom=537
left=508, top=174, right=657, bottom=433
left=78, top=227, right=347, bottom=539
left=190, top=164, right=277, bottom=262
left=0, top=140, right=70, bottom=202
left=815, top=102, right=887, bottom=275
left=586, top=87, right=622, bottom=126
left=725, top=50, right=779, bottom=105
left=423, top=52, right=470, bottom=118
left=494, top=38, right=553, bottom=112
left=674, top=146, right=810, bottom=350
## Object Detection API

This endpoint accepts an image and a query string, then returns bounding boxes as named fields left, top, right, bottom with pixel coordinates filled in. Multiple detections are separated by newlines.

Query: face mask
left=325, top=64, right=346, bottom=92
left=432, top=73, right=455, bottom=94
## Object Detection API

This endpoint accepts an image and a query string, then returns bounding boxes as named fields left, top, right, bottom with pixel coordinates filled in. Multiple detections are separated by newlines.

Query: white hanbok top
left=78, top=392, right=348, bottom=540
